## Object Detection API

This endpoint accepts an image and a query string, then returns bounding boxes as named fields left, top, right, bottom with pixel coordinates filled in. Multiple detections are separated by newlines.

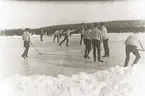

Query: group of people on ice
left=21, top=22, right=145, bottom=67
left=52, top=22, right=110, bottom=62
left=79, top=22, right=109, bottom=62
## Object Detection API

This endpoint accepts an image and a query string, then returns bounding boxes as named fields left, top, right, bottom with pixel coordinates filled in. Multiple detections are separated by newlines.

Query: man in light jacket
left=83, top=25, right=92, bottom=59
left=53, top=30, right=59, bottom=43
left=21, top=28, right=31, bottom=59
left=124, top=31, right=144, bottom=67
left=100, top=22, right=110, bottom=57
left=80, top=23, right=85, bottom=45
left=89, top=23, right=104, bottom=62
left=59, top=29, right=75, bottom=47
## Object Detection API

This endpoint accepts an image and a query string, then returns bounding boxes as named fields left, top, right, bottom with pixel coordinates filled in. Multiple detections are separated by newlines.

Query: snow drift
left=0, top=64, right=145, bottom=96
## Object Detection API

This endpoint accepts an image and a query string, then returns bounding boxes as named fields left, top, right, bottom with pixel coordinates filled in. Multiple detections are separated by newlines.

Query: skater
left=100, top=22, right=110, bottom=57
left=89, top=23, right=104, bottom=62
left=40, top=29, right=44, bottom=41
left=80, top=23, right=85, bottom=45
left=124, top=31, right=144, bottom=67
left=59, top=29, right=75, bottom=47
left=83, top=25, right=92, bottom=59
left=53, top=30, right=59, bottom=43
left=21, top=28, right=31, bottom=59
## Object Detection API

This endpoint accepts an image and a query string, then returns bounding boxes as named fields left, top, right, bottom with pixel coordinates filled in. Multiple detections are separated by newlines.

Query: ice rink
left=0, top=33, right=145, bottom=80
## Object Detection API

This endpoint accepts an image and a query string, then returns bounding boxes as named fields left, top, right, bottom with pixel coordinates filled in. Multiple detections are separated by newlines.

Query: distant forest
left=1, top=20, right=145, bottom=36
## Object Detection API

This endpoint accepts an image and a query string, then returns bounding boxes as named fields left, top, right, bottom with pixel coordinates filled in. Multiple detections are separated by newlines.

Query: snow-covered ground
left=0, top=33, right=145, bottom=96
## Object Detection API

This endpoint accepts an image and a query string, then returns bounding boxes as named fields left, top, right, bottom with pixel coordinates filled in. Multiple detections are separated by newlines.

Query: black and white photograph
left=0, top=0, right=145, bottom=96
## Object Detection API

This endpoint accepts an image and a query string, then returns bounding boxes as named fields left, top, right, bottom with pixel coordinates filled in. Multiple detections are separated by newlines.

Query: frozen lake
left=0, top=33, right=145, bottom=80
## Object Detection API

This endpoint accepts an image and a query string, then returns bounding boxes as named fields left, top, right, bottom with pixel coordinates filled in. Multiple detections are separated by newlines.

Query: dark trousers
left=59, top=35, right=69, bottom=46
left=59, top=35, right=62, bottom=39
left=53, top=35, right=59, bottom=43
left=84, top=39, right=91, bottom=58
left=92, top=39, right=101, bottom=61
left=22, top=41, right=30, bottom=57
left=103, top=39, right=109, bottom=56
left=80, top=34, right=83, bottom=45
left=124, top=45, right=140, bottom=67
left=40, top=34, right=43, bottom=41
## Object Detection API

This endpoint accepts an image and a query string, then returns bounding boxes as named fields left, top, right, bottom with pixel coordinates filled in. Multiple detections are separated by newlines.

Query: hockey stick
left=31, top=42, right=43, bottom=55
left=137, top=49, right=145, bottom=51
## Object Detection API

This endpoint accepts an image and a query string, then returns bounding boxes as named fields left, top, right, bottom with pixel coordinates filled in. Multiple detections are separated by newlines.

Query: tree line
left=0, top=20, right=145, bottom=36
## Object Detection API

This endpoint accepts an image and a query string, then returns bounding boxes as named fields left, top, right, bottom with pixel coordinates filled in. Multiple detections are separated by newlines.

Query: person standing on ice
left=83, top=25, right=92, bottom=59
left=89, top=23, right=104, bottom=62
left=53, top=30, right=59, bottom=43
left=59, top=29, right=75, bottom=47
left=124, top=31, right=144, bottom=67
left=59, top=29, right=63, bottom=39
left=21, top=28, right=31, bottom=59
left=40, top=29, right=44, bottom=41
left=100, top=22, right=110, bottom=57
left=80, top=23, right=85, bottom=45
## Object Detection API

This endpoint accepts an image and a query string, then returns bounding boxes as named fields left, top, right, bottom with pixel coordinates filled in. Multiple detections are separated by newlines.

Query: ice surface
left=0, top=33, right=145, bottom=78
left=0, top=33, right=145, bottom=96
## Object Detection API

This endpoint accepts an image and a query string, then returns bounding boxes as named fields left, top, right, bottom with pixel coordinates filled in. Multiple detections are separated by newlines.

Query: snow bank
left=0, top=64, right=145, bottom=96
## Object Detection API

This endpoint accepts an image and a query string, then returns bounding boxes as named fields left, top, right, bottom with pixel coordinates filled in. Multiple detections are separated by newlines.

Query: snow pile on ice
left=1, top=64, right=145, bottom=96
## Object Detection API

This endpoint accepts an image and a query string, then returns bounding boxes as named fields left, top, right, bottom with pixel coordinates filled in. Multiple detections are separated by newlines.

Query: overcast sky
left=0, top=0, right=145, bottom=29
